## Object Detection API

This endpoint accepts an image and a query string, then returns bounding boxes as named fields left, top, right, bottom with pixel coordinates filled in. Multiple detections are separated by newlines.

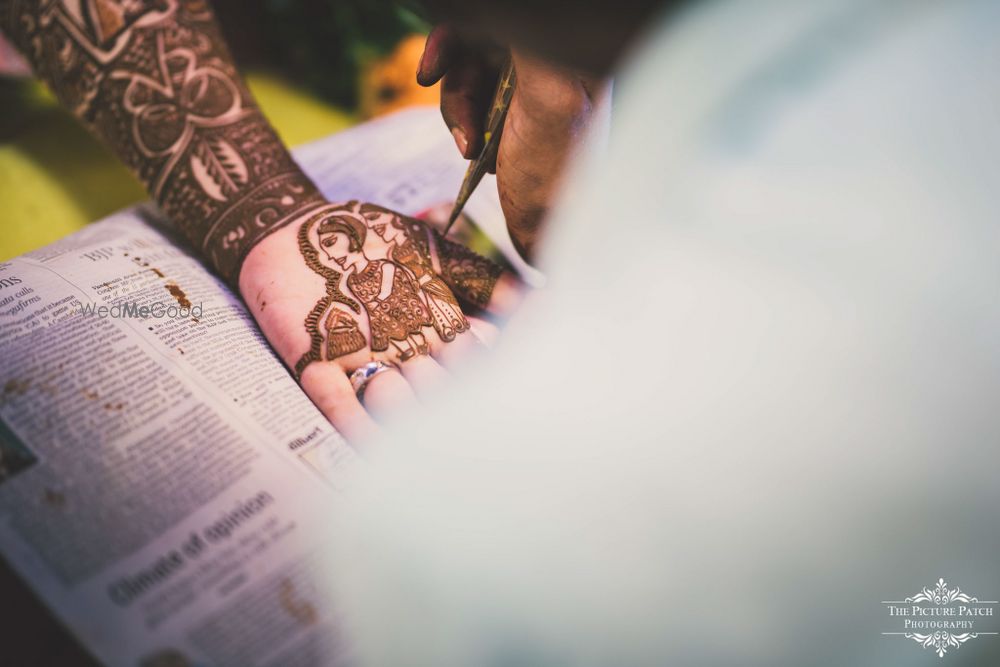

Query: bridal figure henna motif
left=294, top=209, right=366, bottom=378
left=297, top=209, right=437, bottom=372
left=293, top=202, right=507, bottom=377
left=0, top=0, right=325, bottom=282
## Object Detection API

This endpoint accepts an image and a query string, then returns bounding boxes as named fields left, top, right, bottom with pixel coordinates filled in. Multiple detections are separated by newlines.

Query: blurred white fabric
left=325, top=1, right=1000, bottom=665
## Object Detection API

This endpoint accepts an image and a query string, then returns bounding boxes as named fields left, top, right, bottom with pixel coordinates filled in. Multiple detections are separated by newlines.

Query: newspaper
left=0, top=107, right=511, bottom=666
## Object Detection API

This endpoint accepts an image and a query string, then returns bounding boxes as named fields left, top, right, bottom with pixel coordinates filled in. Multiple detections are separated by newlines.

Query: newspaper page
left=0, top=107, right=508, bottom=666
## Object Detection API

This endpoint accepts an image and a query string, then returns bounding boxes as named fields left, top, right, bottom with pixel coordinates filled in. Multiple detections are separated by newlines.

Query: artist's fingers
left=441, top=56, right=496, bottom=159
left=397, top=353, right=451, bottom=397
left=300, top=363, right=379, bottom=443
left=360, top=367, right=421, bottom=422
left=417, top=24, right=460, bottom=86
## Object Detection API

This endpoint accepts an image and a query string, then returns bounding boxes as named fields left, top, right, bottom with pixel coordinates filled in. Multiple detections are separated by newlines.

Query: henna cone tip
left=443, top=204, right=462, bottom=236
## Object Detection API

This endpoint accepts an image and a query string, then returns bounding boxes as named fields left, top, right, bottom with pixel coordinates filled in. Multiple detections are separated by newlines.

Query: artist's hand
left=418, top=25, right=604, bottom=262
left=240, top=201, right=520, bottom=443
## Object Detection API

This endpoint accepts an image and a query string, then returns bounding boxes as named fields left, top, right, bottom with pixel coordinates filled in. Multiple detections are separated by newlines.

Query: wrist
left=237, top=200, right=337, bottom=301
left=194, top=174, right=326, bottom=286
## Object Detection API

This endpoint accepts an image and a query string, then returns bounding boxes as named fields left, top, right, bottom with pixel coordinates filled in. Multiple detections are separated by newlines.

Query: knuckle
left=305, top=365, right=355, bottom=411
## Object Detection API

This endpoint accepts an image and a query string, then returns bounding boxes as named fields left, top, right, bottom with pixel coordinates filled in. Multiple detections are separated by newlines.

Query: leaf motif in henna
left=190, top=137, right=248, bottom=201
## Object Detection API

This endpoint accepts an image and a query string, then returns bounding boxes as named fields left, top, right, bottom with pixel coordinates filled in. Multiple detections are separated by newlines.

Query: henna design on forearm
left=0, top=0, right=325, bottom=283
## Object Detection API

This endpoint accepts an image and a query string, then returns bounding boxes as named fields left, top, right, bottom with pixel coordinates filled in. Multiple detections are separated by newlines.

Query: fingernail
left=451, top=127, right=469, bottom=157
left=417, top=50, right=428, bottom=79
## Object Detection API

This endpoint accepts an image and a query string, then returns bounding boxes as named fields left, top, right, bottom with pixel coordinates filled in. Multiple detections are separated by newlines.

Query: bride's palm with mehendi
left=240, top=201, right=518, bottom=441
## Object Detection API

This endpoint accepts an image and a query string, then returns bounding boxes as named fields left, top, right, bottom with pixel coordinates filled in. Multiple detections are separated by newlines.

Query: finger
left=486, top=272, right=526, bottom=319
left=441, top=57, right=496, bottom=159
left=417, top=25, right=460, bottom=87
left=359, top=366, right=421, bottom=422
left=428, top=231, right=523, bottom=318
left=432, top=326, right=488, bottom=371
left=396, top=353, right=451, bottom=398
left=300, top=362, right=379, bottom=443
left=466, top=315, right=500, bottom=347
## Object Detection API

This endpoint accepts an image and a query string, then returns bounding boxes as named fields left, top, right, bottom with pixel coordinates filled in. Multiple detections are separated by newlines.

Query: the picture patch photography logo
left=882, top=578, right=998, bottom=657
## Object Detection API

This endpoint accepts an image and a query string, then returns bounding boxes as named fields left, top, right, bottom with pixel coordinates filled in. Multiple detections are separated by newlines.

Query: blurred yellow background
left=0, top=34, right=437, bottom=261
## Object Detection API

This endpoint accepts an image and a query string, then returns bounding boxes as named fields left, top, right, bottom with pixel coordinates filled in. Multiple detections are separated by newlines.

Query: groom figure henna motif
left=360, top=203, right=470, bottom=342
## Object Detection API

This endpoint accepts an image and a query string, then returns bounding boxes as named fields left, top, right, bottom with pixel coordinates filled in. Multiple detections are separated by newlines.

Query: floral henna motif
left=0, top=0, right=325, bottom=283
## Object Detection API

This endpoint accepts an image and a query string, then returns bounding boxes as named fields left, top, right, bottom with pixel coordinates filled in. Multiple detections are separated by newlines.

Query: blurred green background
left=0, top=0, right=438, bottom=261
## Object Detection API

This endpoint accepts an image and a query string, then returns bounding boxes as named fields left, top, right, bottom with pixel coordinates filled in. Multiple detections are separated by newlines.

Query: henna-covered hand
left=1, top=1, right=522, bottom=442
left=241, top=201, right=520, bottom=442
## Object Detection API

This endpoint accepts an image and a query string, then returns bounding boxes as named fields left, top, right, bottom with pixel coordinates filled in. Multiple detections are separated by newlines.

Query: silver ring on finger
left=349, top=361, right=395, bottom=400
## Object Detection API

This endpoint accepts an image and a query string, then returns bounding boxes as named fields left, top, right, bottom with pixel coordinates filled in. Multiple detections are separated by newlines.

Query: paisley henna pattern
left=0, top=0, right=324, bottom=283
